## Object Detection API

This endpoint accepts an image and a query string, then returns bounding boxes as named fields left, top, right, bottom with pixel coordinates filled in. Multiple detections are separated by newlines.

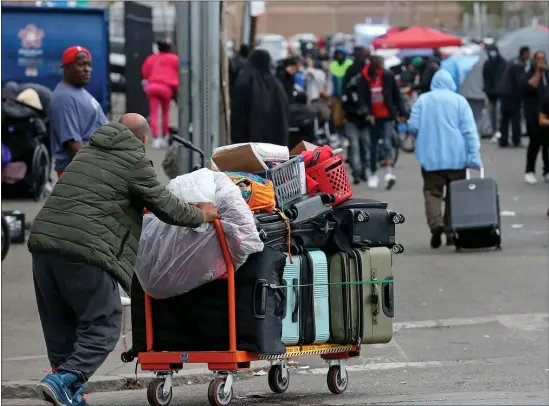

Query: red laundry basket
left=306, top=154, right=353, bottom=206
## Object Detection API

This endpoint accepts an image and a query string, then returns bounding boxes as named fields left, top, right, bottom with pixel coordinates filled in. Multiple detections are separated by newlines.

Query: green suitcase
left=327, top=251, right=362, bottom=344
left=354, top=247, right=394, bottom=344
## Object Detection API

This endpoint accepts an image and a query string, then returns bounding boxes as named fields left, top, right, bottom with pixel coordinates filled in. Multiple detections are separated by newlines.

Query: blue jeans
left=345, top=121, right=370, bottom=178
left=370, top=119, right=393, bottom=173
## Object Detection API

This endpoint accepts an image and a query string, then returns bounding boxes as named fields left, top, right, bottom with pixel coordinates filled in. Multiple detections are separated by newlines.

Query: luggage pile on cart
left=123, top=142, right=405, bottom=406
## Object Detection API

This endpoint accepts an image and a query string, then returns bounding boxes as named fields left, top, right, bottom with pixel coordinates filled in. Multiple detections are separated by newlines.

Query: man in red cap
left=49, top=46, right=107, bottom=178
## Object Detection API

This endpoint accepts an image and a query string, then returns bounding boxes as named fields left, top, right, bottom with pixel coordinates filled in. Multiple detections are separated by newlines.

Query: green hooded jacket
left=27, top=123, right=204, bottom=293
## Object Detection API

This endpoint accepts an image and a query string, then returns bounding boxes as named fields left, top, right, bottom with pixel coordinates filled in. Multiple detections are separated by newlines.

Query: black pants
left=32, top=253, right=122, bottom=384
left=525, top=121, right=549, bottom=175
left=499, top=108, right=522, bottom=146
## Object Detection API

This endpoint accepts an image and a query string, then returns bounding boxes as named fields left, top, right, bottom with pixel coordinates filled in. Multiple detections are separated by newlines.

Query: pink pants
left=146, top=82, right=172, bottom=137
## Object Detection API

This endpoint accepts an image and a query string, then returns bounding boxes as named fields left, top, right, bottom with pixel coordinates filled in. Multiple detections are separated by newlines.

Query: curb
left=1, top=361, right=272, bottom=399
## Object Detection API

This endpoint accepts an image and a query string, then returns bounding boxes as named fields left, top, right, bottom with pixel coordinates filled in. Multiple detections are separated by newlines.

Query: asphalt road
left=2, top=140, right=548, bottom=405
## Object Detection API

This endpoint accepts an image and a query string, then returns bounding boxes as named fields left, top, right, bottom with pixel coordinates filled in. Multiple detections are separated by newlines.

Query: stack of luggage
left=127, top=142, right=405, bottom=359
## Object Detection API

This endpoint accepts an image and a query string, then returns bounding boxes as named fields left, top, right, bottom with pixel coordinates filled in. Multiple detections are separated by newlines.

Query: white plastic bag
left=135, top=170, right=264, bottom=298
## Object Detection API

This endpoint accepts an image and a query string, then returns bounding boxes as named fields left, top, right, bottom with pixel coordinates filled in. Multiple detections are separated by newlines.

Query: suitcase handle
left=466, top=168, right=484, bottom=180
left=253, top=280, right=267, bottom=319
left=381, top=277, right=395, bottom=318
left=275, top=281, right=287, bottom=319
left=292, top=278, right=299, bottom=323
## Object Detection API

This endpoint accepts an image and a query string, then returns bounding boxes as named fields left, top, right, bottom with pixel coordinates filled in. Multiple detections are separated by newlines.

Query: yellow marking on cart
left=259, top=344, right=354, bottom=360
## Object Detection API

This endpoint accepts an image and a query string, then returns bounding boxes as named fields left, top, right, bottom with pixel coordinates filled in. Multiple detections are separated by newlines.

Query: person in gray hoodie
left=305, top=58, right=331, bottom=123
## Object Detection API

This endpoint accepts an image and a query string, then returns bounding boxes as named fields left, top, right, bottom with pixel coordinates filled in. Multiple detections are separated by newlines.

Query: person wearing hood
left=499, top=46, right=531, bottom=147
left=411, top=56, right=439, bottom=95
left=27, top=114, right=219, bottom=405
left=482, top=45, right=507, bottom=139
left=329, top=46, right=353, bottom=136
left=231, top=49, right=289, bottom=146
left=407, top=70, right=482, bottom=249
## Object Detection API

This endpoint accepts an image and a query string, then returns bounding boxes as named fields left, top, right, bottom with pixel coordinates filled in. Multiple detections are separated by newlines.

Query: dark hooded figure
left=230, top=49, right=289, bottom=146
left=229, top=44, right=250, bottom=96
left=482, top=44, right=507, bottom=137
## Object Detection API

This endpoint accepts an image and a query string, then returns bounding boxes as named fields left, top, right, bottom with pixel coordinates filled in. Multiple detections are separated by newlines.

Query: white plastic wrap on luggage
left=135, top=169, right=264, bottom=298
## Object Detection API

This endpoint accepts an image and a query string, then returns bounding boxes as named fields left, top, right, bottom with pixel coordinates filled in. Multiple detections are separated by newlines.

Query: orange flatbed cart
left=136, top=219, right=361, bottom=406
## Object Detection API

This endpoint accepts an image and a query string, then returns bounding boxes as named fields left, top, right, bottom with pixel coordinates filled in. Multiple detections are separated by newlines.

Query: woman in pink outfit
left=142, top=41, right=179, bottom=148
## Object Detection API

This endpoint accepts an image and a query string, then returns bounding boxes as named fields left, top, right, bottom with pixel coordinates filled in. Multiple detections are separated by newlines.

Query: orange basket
left=306, top=155, right=353, bottom=206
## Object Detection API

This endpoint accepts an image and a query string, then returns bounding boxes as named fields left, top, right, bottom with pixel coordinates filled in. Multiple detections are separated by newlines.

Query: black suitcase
left=129, top=247, right=287, bottom=355
left=449, top=169, right=502, bottom=251
left=334, top=198, right=405, bottom=253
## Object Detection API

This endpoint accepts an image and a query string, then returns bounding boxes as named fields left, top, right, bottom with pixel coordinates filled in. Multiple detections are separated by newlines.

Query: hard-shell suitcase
left=354, top=247, right=394, bottom=344
left=449, top=169, right=502, bottom=251
left=334, top=198, right=405, bottom=253
left=281, top=250, right=330, bottom=345
left=129, top=247, right=287, bottom=355
left=327, top=251, right=361, bottom=344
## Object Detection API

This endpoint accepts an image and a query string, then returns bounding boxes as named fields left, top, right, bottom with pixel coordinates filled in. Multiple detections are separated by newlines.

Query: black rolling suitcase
left=449, top=168, right=502, bottom=251
left=333, top=198, right=405, bottom=254
left=128, top=247, right=287, bottom=356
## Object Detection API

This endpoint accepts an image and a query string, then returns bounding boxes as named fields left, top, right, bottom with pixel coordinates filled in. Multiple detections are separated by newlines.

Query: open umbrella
left=373, top=26, right=462, bottom=50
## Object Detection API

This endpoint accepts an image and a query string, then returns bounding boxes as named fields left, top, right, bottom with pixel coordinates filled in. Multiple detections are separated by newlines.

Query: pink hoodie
left=142, top=52, right=179, bottom=89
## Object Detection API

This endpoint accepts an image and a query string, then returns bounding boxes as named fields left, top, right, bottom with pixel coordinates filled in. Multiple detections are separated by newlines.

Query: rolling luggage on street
left=334, top=198, right=405, bottom=254
left=449, top=168, right=502, bottom=251
left=327, top=251, right=361, bottom=344
left=328, top=248, right=394, bottom=345
left=281, top=250, right=330, bottom=346
left=354, top=247, right=394, bottom=344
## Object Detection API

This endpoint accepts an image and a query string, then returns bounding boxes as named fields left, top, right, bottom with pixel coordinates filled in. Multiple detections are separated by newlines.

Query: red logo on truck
left=18, top=24, right=45, bottom=49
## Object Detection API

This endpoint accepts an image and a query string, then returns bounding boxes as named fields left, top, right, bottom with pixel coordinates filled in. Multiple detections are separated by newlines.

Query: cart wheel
left=147, top=379, right=173, bottom=406
left=327, top=365, right=348, bottom=395
left=268, top=365, right=290, bottom=393
left=208, top=378, right=233, bottom=406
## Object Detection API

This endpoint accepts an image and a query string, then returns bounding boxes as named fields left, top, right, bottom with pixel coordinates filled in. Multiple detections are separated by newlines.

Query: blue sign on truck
left=1, top=4, right=110, bottom=112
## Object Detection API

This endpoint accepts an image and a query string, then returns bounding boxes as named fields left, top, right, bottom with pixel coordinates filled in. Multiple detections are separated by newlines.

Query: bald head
left=119, top=113, right=150, bottom=143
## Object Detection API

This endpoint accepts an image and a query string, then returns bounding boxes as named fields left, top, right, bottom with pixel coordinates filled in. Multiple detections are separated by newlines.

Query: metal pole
left=241, top=1, right=251, bottom=46
left=190, top=1, right=203, bottom=169
left=175, top=0, right=192, bottom=174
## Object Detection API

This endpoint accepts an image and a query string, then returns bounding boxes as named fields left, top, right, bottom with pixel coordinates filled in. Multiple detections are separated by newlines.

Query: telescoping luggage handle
left=466, top=167, right=484, bottom=180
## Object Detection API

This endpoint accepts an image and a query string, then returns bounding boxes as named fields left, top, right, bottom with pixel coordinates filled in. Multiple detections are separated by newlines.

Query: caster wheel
left=268, top=364, right=290, bottom=393
left=327, top=365, right=348, bottom=395
left=455, top=246, right=462, bottom=253
left=147, top=379, right=173, bottom=406
left=208, top=378, right=233, bottom=406
left=120, top=352, right=133, bottom=363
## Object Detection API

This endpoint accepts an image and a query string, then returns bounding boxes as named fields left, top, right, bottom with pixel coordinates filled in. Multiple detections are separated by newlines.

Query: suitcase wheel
left=392, top=213, right=405, bottom=224
left=327, top=365, right=349, bottom=395
left=268, top=364, right=290, bottom=393
left=392, top=244, right=405, bottom=254
left=120, top=351, right=134, bottom=363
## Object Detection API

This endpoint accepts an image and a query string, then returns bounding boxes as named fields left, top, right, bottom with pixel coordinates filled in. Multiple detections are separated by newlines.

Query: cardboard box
left=212, top=143, right=289, bottom=172
left=290, top=141, right=317, bottom=156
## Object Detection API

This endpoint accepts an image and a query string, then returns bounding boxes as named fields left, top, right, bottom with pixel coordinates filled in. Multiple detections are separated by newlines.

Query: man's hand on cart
left=196, top=202, right=220, bottom=223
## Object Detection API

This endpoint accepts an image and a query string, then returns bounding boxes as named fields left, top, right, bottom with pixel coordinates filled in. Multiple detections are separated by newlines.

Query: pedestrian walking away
left=521, top=50, right=549, bottom=184
left=27, top=113, right=219, bottom=406
left=482, top=44, right=507, bottom=139
left=49, top=46, right=107, bottom=179
left=229, top=44, right=249, bottom=97
left=407, top=69, right=482, bottom=248
left=499, top=46, right=530, bottom=148
left=410, top=56, right=439, bottom=95
left=362, top=55, right=406, bottom=190
left=329, top=47, right=353, bottom=142
left=141, top=40, right=179, bottom=149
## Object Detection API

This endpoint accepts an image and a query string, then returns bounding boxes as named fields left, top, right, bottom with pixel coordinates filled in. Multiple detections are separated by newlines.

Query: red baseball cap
left=61, top=46, right=92, bottom=66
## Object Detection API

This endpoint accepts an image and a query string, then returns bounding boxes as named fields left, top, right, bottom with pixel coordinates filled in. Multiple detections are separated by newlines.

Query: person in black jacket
left=411, top=56, right=439, bottom=95
left=363, top=55, right=406, bottom=190
left=231, top=49, right=289, bottom=146
left=521, top=50, right=549, bottom=184
left=276, top=56, right=299, bottom=103
left=499, top=46, right=530, bottom=147
left=482, top=44, right=507, bottom=138
left=229, top=44, right=249, bottom=97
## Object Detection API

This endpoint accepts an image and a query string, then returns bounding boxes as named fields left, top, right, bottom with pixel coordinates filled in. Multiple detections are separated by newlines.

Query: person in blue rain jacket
left=407, top=69, right=482, bottom=249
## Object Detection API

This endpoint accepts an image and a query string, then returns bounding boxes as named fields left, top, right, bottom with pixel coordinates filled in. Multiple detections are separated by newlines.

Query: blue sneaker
left=37, top=372, right=81, bottom=405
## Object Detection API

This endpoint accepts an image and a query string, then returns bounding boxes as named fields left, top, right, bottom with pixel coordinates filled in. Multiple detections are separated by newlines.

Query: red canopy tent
left=372, top=26, right=462, bottom=49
